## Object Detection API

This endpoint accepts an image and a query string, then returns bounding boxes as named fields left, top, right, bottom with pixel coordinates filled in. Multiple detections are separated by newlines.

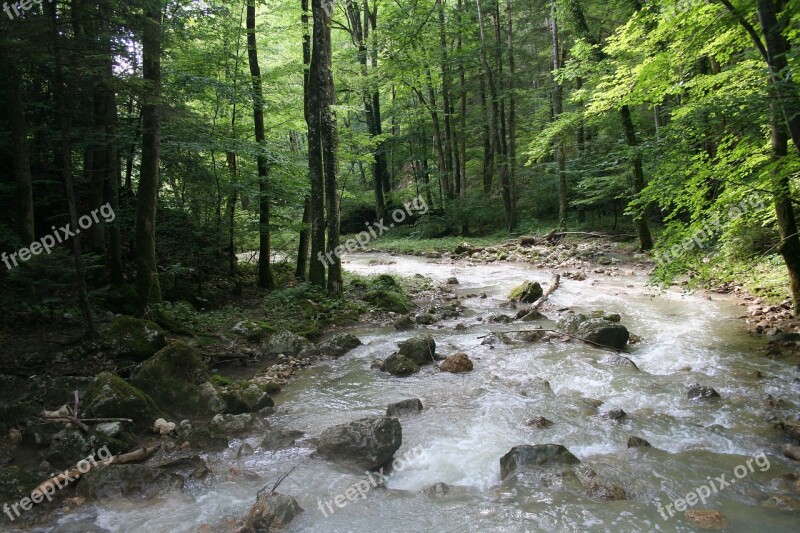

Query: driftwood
left=528, top=273, right=560, bottom=312
left=31, top=444, right=161, bottom=499
left=478, top=328, right=621, bottom=354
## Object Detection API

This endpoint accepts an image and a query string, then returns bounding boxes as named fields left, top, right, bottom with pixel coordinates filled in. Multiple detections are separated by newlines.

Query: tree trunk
left=550, top=0, right=568, bottom=228
left=135, top=0, right=165, bottom=310
left=479, top=72, right=493, bottom=193
left=247, top=0, right=274, bottom=289
left=438, top=0, right=456, bottom=201
left=49, top=1, right=96, bottom=338
left=620, top=106, right=653, bottom=250
left=505, top=0, right=518, bottom=226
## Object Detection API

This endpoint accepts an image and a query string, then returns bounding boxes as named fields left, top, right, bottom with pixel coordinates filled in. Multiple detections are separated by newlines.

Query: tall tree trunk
left=296, top=0, right=313, bottom=281
left=368, top=3, right=392, bottom=199
left=307, top=0, right=327, bottom=288
left=457, top=0, right=468, bottom=234
left=505, top=0, right=518, bottom=227
left=49, top=0, right=96, bottom=338
left=479, top=72, right=493, bottom=193
left=2, top=52, right=35, bottom=244
left=550, top=0, right=568, bottom=228
left=135, top=0, right=165, bottom=310
left=438, top=0, right=457, bottom=201
left=247, top=0, right=274, bottom=289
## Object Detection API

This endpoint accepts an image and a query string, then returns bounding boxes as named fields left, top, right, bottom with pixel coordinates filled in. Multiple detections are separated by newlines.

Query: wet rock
left=415, top=313, right=438, bottom=325
left=105, top=317, right=166, bottom=362
left=316, top=334, right=363, bottom=358
left=481, top=332, right=513, bottom=346
left=212, top=413, right=270, bottom=436
left=386, top=399, right=423, bottom=417
left=518, top=377, right=553, bottom=396
left=370, top=359, right=385, bottom=371
left=778, top=418, right=800, bottom=443
left=262, top=331, right=312, bottom=357
left=446, top=277, right=460, bottom=285
left=557, top=313, right=630, bottom=350
left=131, top=342, right=226, bottom=418
left=525, top=416, right=553, bottom=429
left=520, top=310, right=546, bottom=322
left=0, top=467, right=40, bottom=506
left=574, top=465, right=626, bottom=500
left=487, top=313, right=514, bottom=324
left=76, top=455, right=212, bottom=502
left=514, top=328, right=546, bottom=342
left=393, top=315, right=416, bottom=330
left=782, top=444, right=800, bottom=461
left=243, top=492, right=302, bottom=532
left=604, top=409, right=627, bottom=421
left=383, top=354, right=420, bottom=376
left=601, top=355, right=638, bottom=369
left=237, top=443, right=255, bottom=458
left=627, top=436, right=651, bottom=448
left=597, top=256, right=613, bottom=266
left=184, top=424, right=229, bottom=451
left=222, top=384, right=274, bottom=415
left=422, top=482, right=450, bottom=497
left=83, top=372, right=164, bottom=432
left=687, top=383, right=720, bottom=400
left=454, top=322, right=468, bottom=331
left=317, top=416, right=402, bottom=470
left=508, top=281, right=544, bottom=303
left=684, top=509, right=724, bottom=529
left=439, top=353, right=473, bottom=373
left=153, top=418, right=176, bottom=435
left=397, top=333, right=437, bottom=365
left=260, top=429, right=303, bottom=451
left=499, top=444, right=580, bottom=480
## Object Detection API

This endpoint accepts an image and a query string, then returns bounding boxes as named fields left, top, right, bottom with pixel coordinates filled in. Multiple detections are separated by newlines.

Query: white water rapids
left=51, top=253, right=800, bottom=532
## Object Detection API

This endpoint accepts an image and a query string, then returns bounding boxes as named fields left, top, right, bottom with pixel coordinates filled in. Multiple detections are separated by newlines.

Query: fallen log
left=528, top=273, right=560, bottom=312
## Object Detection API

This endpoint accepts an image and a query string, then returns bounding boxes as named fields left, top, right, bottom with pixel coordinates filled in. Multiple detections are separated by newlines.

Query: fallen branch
left=478, top=328, right=621, bottom=354
left=31, top=444, right=161, bottom=499
left=528, top=273, right=560, bottom=312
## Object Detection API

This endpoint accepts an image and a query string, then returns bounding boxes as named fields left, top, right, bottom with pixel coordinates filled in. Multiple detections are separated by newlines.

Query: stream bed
left=60, top=253, right=800, bottom=532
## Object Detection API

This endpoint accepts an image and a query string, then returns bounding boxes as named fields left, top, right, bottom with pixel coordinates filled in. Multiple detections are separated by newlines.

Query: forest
left=1, top=0, right=800, bottom=531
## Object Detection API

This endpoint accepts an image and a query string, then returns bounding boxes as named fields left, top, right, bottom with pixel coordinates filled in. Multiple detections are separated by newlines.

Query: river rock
left=782, top=444, right=800, bottom=461
left=525, top=416, right=553, bottom=429
left=557, top=313, right=630, bottom=350
left=184, top=423, right=229, bottom=451
left=244, top=492, right=302, bottom=532
left=260, top=429, right=303, bottom=451
left=415, top=312, right=438, bottom=325
left=317, top=416, right=402, bottom=470
left=439, top=353, right=473, bottom=373
left=508, top=281, right=544, bottom=303
left=687, top=383, right=720, bottom=400
left=316, top=333, right=363, bottom=358
left=500, top=444, right=580, bottom=480
left=423, top=482, right=450, bottom=497
left=153, top=418, right=176, bottom=435
left=212, top=413, right=270, bottom=436
left=386, top=399, right=423, bottom=417
left=574, top=465, right=626, bottom=500
left=684, top=509, right=724, bottom=529
left=604, top=409, right=626, bottom=421
left=602, top=355, right=638, bottom=369
left=397, top=333, right=437, bottom=365
left=393, top=315, right=415, bottom=330
left=627, top=436, right=651, bottom=448
left=446, top=277, right=459, bottom=285
left=262, top=331, right=312, bottom=357
left=384, top=354, right=420, bottom=376
left=76, top=455, right=213, bottom=501
left=83, top=372, right=164, bottom=432
left=514, top=328, right=546, bottom=342
left=105, top=317, right=166, bottom=361
left=222, top=384, right=274, bottom=415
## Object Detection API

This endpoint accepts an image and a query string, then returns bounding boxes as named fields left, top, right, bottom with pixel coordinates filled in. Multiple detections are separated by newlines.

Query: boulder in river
left=244, top=492, right=302, bottom=532
left=439, top=353, right=473, bottom=373
left=212, top=413, right=270, bottom=436
left=627, top=436, right=651, bottom=448
left=383, top=354, right=420, bottom=376
left=687, top=383, right=720, bottom=400
left=222, top=383, right=274, bottom=415
left=261, top=331, right=312, bottom=357
left=316, top=333, right=363, bottom=358
left=557, top=312, right=630, bottom=350
left=393, top=315, right=416, bottom=330
left=604, top=409, right=627, bottom=421
left=397, top=333, right=436, bottom=365
left=386, top=399, right=424, bottom=417
left=508, top=281, right=544, bottom=303
left=601, top=355, right=638, bottom=369
left=500, top=444, right=580, bottom=480
left=131, top=342, right=226, bottom=418
left=105, top=317, right=166, bottom=361
left=525, top=416, right=553, bottom=429
left=317, top=416, right=402, bottom=470
left=83, top=372, right=164, bottom=432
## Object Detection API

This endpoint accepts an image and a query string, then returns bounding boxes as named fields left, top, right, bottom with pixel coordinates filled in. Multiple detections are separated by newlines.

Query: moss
left=83, top=372, right=165, bottom=432
left=130, top=342, right=222, bottom=418
left=185, top=424, right=229, bottom=451
left=0, top=467, right=39, bottom=505
left=106, top=317, right=167, bottom=361
left=364, top=290, right=411, bottom=314
left=211, top=374, right=233, bottom=387
left=508, top=281, right=543, bottom=303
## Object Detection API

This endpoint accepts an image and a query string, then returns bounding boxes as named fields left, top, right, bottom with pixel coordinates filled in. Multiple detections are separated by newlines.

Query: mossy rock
left=45, top=427, right=130, bottom=469
left=83, top=372, right=165, bottom=432
left=508, top=281, right=544, bottom=303
left=221, top=384, right=274, bottom=415
left=106, top=317, right=167, bottom=362
left=384, top=354, right=420, bottom=376
left=149, top=304, right=195, bottom=335
left=185, top=424, right=229, bottom=451
left=364, top=290, right=411, bottom=313
left=0, top=467, right=39, bottom=505
left=130, top=342, right=225, bottom=418
left=397, top=333, right=437, bottom=365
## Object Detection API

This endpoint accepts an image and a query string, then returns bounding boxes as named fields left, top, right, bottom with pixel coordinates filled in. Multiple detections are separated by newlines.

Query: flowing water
left=58, top=253, right=800, bottom=532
